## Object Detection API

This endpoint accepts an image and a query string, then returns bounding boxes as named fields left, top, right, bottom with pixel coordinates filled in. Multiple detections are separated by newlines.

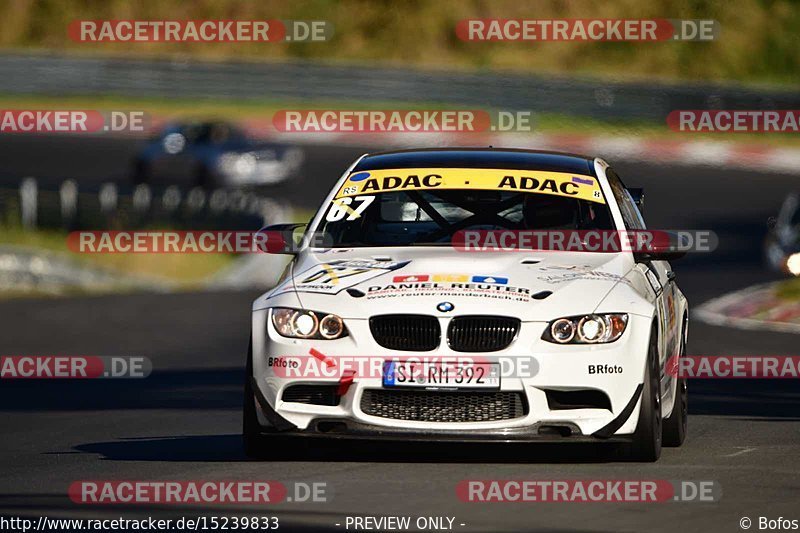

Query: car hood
left=257, top=247, right=635, bottom=321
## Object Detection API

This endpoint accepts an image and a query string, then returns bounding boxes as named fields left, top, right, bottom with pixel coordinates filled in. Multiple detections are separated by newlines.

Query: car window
left=194, top=123, right=246, bottom=145
left=606, top=168, right=645, bottom=230
left=320, top=187, right=615, bottom=248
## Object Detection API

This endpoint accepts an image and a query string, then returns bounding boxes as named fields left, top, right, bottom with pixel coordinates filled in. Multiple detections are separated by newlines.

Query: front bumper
left=250, top=309, right=652, bottom=441
left=250, top=376, right=642, bottom=443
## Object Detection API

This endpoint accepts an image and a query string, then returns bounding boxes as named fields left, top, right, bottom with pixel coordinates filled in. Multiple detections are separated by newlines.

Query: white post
left=20, top=177, right=37, bottom=229
left=60, top=179, right=78, bottom=228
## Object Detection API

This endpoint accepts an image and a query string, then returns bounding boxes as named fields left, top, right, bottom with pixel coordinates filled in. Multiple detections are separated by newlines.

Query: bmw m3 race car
left=244, top=148, right=689, bottom=461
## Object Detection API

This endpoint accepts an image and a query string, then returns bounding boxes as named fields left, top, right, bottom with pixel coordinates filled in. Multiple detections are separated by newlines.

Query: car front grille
left=360, top=389, right=527, bottom=423
left=447, top=316, right=520, bottom=352
left=281, top=384, right=340, bottom=406
left=369, top=314, right=440, bottom=351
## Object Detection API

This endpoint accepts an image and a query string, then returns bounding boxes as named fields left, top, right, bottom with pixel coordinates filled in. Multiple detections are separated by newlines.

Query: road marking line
left=722, top=446, right=756, bottom=458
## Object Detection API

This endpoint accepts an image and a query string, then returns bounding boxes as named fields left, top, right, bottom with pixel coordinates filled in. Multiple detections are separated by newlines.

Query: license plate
left=382, top=361, right=500, bottom=390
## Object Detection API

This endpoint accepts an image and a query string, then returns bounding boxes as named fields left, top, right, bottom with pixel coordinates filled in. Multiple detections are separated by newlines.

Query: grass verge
left=775, top=278, right=800, bottom=301
left=2, top=94, right=799, bottom=148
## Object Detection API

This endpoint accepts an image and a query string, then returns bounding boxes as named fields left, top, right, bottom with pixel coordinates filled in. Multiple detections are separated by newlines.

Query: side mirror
left=627, top=188, right=644, bottom=212
left=634, top=250, right=687, bottom=262
left=256, top=223, right=308, bottom=254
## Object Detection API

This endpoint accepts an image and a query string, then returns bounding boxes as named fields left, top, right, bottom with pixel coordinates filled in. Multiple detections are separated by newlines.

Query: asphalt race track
left=1, top=135, right=800, bottom=532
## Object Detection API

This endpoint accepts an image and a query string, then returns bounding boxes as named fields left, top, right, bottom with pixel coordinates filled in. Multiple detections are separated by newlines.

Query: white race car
left=244, top=148, right=689, bottom=461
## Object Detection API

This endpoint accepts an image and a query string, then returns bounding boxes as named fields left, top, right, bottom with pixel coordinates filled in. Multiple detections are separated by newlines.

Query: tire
left=624, top=325, right=663, bottom=462
left=242, top=339, right=265, bottom=458
left=663, top=321, right=688, bottom=447
left=242, top=338, right=295, bottom=460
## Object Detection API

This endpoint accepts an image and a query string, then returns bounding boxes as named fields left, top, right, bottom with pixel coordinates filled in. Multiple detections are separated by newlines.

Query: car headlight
left=271, top=308, right=348, bottom=340
left=218, top=152, right=257, bottom=176
left=787, top=253, right=800, bottom=276
left=543, top=314, right=628, bottom=344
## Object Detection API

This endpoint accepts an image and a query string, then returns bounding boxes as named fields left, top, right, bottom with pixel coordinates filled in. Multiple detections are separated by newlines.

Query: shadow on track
left=74, top=434, right=622, bottom=464
left=4, top=363, right=799, bottom=418
left=0, top=367, right=245, bottom=411
left=690, top=379, right=800, bottom=418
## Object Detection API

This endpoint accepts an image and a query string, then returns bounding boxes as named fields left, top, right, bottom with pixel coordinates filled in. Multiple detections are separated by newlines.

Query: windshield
left=317, top=168, right=614, bottom=247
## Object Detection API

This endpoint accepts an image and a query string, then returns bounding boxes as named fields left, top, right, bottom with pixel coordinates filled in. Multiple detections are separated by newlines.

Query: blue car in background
left=132, top=121, right=304, bottom=189
left=765, top=191, right=800, bottom=277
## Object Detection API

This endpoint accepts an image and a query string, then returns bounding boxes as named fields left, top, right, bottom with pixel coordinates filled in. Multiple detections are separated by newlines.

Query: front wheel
left=243, top=339, right=297, bottom=459
left=623, top=327, right=663, bottom=462
left=663, top=325, right=688, bottom=447
left=243, top=339, right=266, bottom=458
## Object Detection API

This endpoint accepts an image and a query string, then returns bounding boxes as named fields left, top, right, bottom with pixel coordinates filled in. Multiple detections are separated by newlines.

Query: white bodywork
left=249, top=156, right=688, bottom=439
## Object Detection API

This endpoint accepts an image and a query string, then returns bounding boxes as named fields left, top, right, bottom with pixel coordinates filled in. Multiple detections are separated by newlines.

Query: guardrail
left=1, top=177, right=286, bottom=231
left=1, top=53, right=798, bottom=122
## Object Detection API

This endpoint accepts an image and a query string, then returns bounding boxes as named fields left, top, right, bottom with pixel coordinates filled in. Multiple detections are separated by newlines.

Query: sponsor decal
left=471, top=275, right=508, bottom=284
left=588, top=364, right=623, bottom=375
left=366, top=281, right=533, bottom=302
left=645, top=269, right=663, bottom=296
left=335, top=168, right=605, bottom=204
left=267, top=357, right=299, bottom=369
left=535, top=264, right=630, bottom=285
left=667, top=293, right=677, bottom=329
left=432, top=274, right=469, bottom=282
left=349, top=171, right=371, bottom=181
left=572, top=176, right=595, bottom=185
left=273, top=259, right=409, bottom=295
left=393, top=274, right=429, bottom=283
left=324, top=195, right=375, bottom=221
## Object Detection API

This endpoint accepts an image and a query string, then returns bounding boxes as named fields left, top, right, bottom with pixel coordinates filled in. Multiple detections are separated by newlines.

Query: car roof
left=353, top=148, right=597, bottom=176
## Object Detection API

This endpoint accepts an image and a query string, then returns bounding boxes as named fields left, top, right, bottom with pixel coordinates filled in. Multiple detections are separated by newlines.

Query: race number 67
left=326, top=195, right=375, bottom=222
